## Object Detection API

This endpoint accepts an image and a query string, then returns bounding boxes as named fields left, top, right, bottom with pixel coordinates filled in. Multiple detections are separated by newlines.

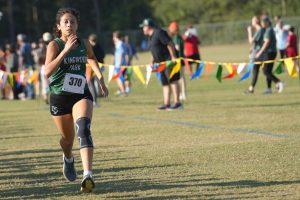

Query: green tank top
left=49, top=38, right=89, bottom=95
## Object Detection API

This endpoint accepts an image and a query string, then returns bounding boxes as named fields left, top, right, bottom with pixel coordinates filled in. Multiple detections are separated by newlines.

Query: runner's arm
left=45, top=35, right=78, bottom=78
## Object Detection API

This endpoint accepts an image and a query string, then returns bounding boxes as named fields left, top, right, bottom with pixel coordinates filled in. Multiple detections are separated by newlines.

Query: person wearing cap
left=168, top=21, right=187, bottom=101
left=140, top=18, right=182, bottom=110
left=256, top=15, right=284, bottom=94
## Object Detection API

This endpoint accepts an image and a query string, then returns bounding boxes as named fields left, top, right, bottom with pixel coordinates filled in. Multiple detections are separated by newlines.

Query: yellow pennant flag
left=28, top=70, right=39, bottom=84
left=224, top=63, right=233, bottom=74
left=8, top=74, right=14, bottom=87
left=133, top=66, right=146, bottom=84
left=284, top=58, right=298, bottom=78
left=169, top=59, right=181, bottom=79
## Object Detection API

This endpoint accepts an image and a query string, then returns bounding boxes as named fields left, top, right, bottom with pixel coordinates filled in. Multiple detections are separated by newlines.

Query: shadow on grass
left=1, top=148, right=299, bottom=199
left=1, top=166, right=299, bottom=199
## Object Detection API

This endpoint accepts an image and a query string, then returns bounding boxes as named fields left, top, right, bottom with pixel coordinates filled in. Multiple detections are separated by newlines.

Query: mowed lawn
left=0, top=43, right=300, bottom=199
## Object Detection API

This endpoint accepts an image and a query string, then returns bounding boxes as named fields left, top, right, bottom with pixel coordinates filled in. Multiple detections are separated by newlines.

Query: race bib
left=62, top=73, right=86, bottom=94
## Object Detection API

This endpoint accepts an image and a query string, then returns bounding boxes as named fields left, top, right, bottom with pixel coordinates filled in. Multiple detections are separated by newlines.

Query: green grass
left=1, top=43, right=300, bottom=199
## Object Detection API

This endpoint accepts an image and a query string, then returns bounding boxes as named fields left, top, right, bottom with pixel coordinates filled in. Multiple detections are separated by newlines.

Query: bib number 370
left=62, top=73, right=86, bottom=94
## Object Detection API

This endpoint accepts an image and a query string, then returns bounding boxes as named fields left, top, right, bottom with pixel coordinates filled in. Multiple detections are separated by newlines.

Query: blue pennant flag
left=155, top=72, right=161, bottom=81
left=191, top=62, right=204, bottom=80
left=239, top=63, right=254, bottom=82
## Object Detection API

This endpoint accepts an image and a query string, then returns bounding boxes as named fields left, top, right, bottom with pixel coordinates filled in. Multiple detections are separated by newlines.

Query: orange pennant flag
left=204, top=63, right=213, bottom=79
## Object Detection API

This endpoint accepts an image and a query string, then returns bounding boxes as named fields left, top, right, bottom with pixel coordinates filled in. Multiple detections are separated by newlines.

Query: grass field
left=1, top=43, right=300, bottom=199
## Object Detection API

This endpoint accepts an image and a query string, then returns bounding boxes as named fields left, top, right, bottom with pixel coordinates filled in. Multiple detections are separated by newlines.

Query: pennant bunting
left=133, top=66, right=146, bottom=84
left=274, top=61, right=284, bottom=75
left=108, top=65, right=115, bottom=82
left=223, top=64, right=237, bottom=79
left=237, top=63, right=246, bottom=74
left=112, top=67, right=126, bottom=80
left=284, top=58, right=298, bottom=77
left=169, top=59, right=181, bottom=79
left=224, top=63, right=233, bottom=74
left=126, top=67, right=133, bottom=80
left=216, top=64, right=223, bottom=83
left=8, top=74, right=14, bottom=87
left=28, top=70, right=39, bottom=84
left=155, top=72, right=161, bottom=81
left=0, top=70, right=4, bottom=88
left=184, top=59, right=193, bottom=77
left=0, top=72, right=7, bottom=89
left=204, top=63, right=213, bottom=79
left=239, top=63, right=255, bottom=82
left=153, top=63, right=166, bottom=73
left=146, top=65, right=152, bottom=86
left=190, top=62, right=204, bottom=80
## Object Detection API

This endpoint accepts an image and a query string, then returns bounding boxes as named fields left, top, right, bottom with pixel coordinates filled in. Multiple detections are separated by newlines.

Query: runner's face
left=57, top=13, right=78, bottom=37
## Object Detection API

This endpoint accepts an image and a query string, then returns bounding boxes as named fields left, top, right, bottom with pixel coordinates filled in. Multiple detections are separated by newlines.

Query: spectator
left=17, top=33, right=35, bottom=99
left=87, top=34, right=106, bottom=106
left=88, top=34, right=105, bottom=64
left=273, top=16, right=288, bottom=59
left=168, top=21, right=187, bottom=101
left=244, top=16, right=265, bottom=94
left=40, top=33, right=53, bottom=104
left=286, top=26, right=299, bottom=71
left=5, top=43, right=20, bottom=99
left=112, top=31, right=128, bottom=96
left=140, top=18, right=182, bottom=110
left=124, top=35, right=137, bottom=94
left=256, top=15, right=284, bottom=94
left=0, top=46, right=6, bottom=99
left=182, top=24, right=201, bottom=73
left=140, top=39, right=149, bottom=51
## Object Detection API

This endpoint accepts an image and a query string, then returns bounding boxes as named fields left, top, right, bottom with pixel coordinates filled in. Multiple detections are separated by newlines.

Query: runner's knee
left=75, top=117, right=94, bottom=149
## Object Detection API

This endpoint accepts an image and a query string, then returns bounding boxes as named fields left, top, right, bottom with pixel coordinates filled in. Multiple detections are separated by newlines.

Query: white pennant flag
left=146, top=65, right=152, bottom=86
left=237, top=63, right=246, bottom=75
left=108, top=65, right=115, bottom=82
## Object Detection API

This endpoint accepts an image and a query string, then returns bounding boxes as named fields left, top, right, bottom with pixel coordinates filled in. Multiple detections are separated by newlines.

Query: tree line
left=0, top=0, right=299, bottom=43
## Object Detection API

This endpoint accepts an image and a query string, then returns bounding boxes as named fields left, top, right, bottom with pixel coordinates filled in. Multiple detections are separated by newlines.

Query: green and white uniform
left=49, top=38, right=89, bottom=95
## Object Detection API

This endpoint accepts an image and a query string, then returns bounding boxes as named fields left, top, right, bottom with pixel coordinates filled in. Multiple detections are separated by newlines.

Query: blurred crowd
left=245, top=14, right=299, bottom=95
left=0, top=32, right=51, bottom=101
left=0, top=15, right=298, bottom=101
left=0, top=31, right=139, bottom=105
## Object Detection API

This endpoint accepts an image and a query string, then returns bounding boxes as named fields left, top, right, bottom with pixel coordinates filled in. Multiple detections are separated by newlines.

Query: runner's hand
left=63, top=34, right=78, bottom=53
left=99, top=77, right=109, bottom=97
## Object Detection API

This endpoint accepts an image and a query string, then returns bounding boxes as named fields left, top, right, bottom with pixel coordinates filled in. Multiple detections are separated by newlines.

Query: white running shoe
left=277, top=82, right=284, bottom=93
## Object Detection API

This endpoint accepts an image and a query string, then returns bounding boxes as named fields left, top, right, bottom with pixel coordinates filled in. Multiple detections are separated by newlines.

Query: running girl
left=45, top=8, right=108, bottom=192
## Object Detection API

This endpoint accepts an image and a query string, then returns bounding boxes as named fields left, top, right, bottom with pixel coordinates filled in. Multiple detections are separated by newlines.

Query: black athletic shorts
left=50, top=90, right=93, bottom=116
left=160, top=66, right=180, bottom=86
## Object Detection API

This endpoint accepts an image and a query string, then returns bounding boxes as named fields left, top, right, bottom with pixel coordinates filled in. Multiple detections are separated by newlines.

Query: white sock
left=64, top=155, right=74, bottom=163
left=83, top=170, right=92, bottom=177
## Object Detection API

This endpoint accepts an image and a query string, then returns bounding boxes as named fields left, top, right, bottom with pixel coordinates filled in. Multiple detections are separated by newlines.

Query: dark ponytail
left=53, top=8, right=80, bottom=38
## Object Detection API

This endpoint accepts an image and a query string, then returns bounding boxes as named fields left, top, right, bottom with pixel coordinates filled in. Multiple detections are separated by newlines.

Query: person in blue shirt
left=17, top=34, right=35, bottom=99
left=112, top=31, right=128, bottom=96
left=274, top=16, right=288, bottom=59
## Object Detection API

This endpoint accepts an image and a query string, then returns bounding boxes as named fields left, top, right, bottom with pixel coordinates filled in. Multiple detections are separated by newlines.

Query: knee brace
left=75, top=117, right=94, bottom=149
